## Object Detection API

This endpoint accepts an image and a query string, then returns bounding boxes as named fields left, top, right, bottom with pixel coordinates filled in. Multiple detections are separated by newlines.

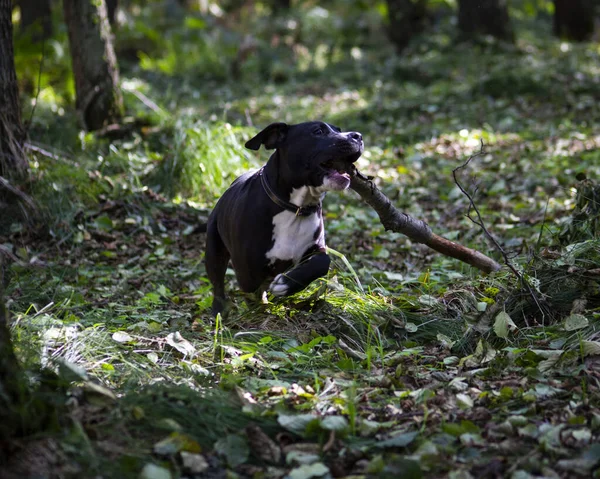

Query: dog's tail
left=191, top=223, right=208, bottom=234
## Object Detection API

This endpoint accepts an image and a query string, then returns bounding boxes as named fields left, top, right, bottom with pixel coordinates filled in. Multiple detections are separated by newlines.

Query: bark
left=553, top=0, right=595, bottom=42
left=457, top=0, right=513, bottom=42
left=106, top=0, right=118, bottom=26
left=0, top=0, right=27, bottom=181
left=18, top=0, right=52, bottom=40
left=349, top=171, right=502, bottom=274
left=63, top=0, right=123, bottom=131
left=385, top=0, right=428, bottom=53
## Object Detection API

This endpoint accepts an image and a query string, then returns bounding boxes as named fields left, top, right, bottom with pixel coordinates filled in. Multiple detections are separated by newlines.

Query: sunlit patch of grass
left=11, top=307, right=219, bottom=390
left=221, top=252, right=468, bottom=362
left=149, top=120, right=259, bottom=200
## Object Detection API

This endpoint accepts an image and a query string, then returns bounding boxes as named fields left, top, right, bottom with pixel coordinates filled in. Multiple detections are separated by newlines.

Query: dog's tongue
left=329, top=170, right=350, bottom=181
left=324, top=167, right=352, bottom=190
left=330, top=157, right=357, bottom=176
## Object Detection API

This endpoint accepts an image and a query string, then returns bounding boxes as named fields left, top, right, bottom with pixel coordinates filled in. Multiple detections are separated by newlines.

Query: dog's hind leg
left=269, top=252, right=331, bottom=297
left=206, top=228, right=230, bottom=316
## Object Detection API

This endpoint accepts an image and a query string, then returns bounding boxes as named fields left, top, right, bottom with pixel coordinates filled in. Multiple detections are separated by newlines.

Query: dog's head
left=245, top=121, right=364, bottom=191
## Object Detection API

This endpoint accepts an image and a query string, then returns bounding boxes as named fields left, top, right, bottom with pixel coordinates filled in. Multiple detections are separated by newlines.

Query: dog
left=203, top=121, right=364, bottom=316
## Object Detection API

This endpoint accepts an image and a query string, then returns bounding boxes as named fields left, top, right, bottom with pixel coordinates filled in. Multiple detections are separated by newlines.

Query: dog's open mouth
left=320, top=151, right=362, bottom=180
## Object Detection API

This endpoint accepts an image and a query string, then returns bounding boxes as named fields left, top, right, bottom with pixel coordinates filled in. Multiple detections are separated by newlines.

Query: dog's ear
left=245, top=122, right=288, bottom=151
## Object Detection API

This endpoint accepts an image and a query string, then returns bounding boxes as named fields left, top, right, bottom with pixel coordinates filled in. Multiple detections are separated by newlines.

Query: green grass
left=148, top=119, right=259, bottom=199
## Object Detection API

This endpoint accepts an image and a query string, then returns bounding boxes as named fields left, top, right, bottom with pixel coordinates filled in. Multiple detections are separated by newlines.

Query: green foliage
left=122, top=12, right=236, bottom=80
left=150, top=119, right=258, bottom=199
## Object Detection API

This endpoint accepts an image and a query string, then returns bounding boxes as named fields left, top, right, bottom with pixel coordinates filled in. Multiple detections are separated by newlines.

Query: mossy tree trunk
left=385, top=0, right=428, bottom=53
left=0, top=0, right=27, bottom=181
left=457, top=0, right=514, bottom=42
left=553, top=0, right=595, bottom=42
left=63, top=0, right=123, bottom=131
left=18, top=0, right=53, bottom=40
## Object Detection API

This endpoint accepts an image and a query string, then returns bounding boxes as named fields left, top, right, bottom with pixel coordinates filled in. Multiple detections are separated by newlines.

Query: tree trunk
left=106, top=0, right=118, bottom=26
left=385, top=0, right=428, bottom=53
left=63, top=0, right=123, bottom=131
left=0, top=0, right=27, bottom=181
left=457, top=0, right=513, bottom=42
left=18, top=0, right=53, bottom=41
left=272, top=0, right=291, bottom=14
left=553, top=0, right=595, bottom=42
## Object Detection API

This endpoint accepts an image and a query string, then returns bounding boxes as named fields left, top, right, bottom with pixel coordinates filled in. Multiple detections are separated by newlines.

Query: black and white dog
left=204, top=121, right=363, bottom=316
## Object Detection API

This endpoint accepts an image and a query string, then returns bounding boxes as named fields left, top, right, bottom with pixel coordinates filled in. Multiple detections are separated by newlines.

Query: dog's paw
left=269, top=274, right=290, bottom=297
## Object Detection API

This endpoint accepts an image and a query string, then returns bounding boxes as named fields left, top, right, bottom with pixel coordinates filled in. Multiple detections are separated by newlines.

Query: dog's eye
left=313, top=127, right=324, bottom=135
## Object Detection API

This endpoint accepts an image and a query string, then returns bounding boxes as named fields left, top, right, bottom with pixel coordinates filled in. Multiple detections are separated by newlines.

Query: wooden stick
left=349, top=170, right=502, bottom=274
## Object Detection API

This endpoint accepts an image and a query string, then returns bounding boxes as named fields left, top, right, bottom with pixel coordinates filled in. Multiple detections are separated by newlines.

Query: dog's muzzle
left=318, top=134, right=364, bottom=190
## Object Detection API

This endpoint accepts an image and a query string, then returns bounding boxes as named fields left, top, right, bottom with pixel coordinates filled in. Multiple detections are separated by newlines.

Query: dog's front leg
left=269, top=252, right=331, bottom=297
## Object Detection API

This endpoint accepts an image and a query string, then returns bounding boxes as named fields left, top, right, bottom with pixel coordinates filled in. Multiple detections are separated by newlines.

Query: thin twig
left=26, top=36, right=47, bottom=135
left=123, top=87, right=166, bottom=116
left=24, top=142, right=69, bottom=162
left=33, top=302, right=55, bottom=318
left=452, top=141, right=547, bottom=325
left=323, top=430, right=336, bottom=452
left=0, top=246, right=44, bottom=269
left=245, top=109, right=254, bottom=128
left=0, top=175, right=36, bottom=211
left=0, top=245, right=25, bottom=266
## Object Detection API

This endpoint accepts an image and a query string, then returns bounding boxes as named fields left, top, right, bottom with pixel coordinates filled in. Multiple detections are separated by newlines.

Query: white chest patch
left=265, top=187, right=325, bottom=265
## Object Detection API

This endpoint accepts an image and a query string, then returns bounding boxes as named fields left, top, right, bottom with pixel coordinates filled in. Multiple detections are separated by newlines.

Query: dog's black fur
left=203, top=121, right=363, bottom=316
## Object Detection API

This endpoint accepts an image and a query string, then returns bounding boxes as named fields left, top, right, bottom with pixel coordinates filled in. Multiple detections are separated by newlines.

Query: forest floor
left=4, top=11, right=600, bottom=479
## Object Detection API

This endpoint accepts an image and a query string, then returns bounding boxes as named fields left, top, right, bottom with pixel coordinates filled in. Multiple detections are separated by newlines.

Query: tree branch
left=452, top=141, right=548, bottom=324
left=348, top=168, right=501, bottom=274
left=0, top=174, right=36, bottom=211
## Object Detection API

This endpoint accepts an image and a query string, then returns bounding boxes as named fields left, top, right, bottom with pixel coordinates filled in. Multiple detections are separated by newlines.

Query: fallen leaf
left=139, top=463, right=171, bottom=479
left=456, top=393, right=474, bottom=409
left=582, top=341, right=600, bottom=356
left=288, top=462, right=329, bottom=479
left=245, top=425, right=281, bottom=464
left=278, top=413, right=319, bottom=435
left=154, top=432, right=201, bottom=455
left=564, top=314, right=589, bottom=331
left=112, top=331, right=133, bottom=343
left=166, top=332, right=196, bottom=356
left=493, top=311, right=517, bottom=338
left=419, top=295, right=437, bottom=306
left=286, top=450, right=320, bottom=466
left=377, top=431, right=419, bottom=448
left=180, top=452, right=209, bottom=474
left=214, top=434, right=249, bottom=468
left=320, top=415, right=349, bottom=433
left=57, top=359, right=89, bottom=382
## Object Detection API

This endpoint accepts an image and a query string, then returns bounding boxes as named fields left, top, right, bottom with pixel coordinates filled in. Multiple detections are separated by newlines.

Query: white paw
left=269, top=274, right=289, bottom=297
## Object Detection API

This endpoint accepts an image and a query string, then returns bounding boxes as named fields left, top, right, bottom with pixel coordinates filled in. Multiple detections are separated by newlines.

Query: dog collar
left=259, top=168, right=321, bottom=217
